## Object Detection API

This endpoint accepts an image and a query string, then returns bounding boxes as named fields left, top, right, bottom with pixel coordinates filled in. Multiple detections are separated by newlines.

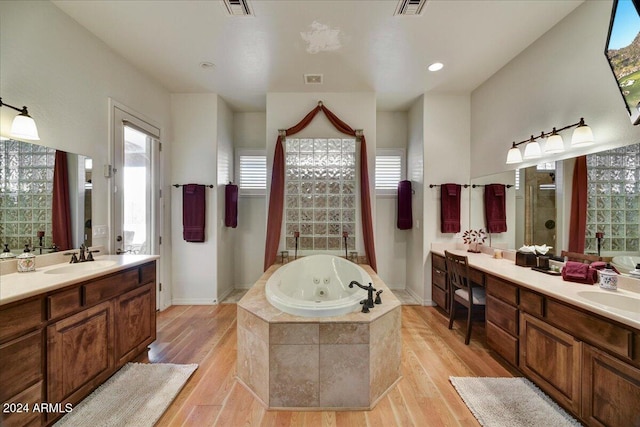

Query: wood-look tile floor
left=149, top=304, right=517, bottom=426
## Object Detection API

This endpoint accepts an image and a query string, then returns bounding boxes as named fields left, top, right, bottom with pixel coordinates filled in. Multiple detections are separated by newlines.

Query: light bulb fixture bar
left=0, top=97, right=40, bottom=141
left=505, top=117, right=594, bottom=165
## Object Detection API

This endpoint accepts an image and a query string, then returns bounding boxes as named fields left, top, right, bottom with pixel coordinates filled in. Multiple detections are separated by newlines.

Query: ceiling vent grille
left=222, top=0, right=253, bottom=16
left=395, top=0, right=427, bottom=16
left=304, top=74, right=323, bottom=85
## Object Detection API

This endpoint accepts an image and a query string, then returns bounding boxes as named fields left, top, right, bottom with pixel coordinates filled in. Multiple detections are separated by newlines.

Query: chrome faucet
left=349, top=280, right=376, bottom=310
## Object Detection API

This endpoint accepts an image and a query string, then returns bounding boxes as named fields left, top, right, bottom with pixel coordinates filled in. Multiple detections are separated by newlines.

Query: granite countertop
left=431, top=245, right=640, bottom=330
left=238, top=264, right=401, bottom=323
left=0, top=254, right=159, bottom=306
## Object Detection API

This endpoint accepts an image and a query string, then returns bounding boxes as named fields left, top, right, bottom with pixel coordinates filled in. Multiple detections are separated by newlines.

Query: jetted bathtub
left=265, top=254, right=371, bottom=317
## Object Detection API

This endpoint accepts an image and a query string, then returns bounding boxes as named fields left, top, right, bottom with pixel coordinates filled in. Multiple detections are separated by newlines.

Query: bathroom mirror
left=470, top=141, right=640, bottom=257
left=0, top=138, right=92, bottom=255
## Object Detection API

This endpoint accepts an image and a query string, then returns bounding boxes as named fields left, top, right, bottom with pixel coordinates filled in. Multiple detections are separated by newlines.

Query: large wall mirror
left=469, top=142, right=640, bottom=259
left=0, top=137, right=92, bottom=255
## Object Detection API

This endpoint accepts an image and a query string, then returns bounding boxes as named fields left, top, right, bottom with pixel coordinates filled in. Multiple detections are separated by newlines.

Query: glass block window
left=0, top=138, right=55, bottom=251
left=585, top=143, right=640, bottom=253
left=284, top=138, right=356, bottom=251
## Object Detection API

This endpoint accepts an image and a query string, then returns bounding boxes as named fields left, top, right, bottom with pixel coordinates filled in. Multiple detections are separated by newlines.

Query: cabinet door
left=582, top=344, right=640, bottom=427
left=47, top=300, right=115, bottom=406
left=115, top=283, right=156, bottom=366
left=519, top=313, right=581, bottom=415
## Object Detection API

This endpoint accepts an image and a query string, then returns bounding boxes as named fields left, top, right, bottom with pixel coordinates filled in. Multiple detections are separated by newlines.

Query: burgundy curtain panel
left=263, top=103, right=378, bottom=271
left=568, top=156, right=588, bottom=253
left=52, top=150, right=72, bottom=251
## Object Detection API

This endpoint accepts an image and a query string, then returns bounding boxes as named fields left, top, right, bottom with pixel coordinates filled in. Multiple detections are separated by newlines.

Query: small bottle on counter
left=0, top=243, right=16, bottom=260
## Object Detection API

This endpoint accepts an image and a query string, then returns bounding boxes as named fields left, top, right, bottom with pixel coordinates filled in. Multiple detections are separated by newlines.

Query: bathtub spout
left=349, top=281, right=376, bottom=308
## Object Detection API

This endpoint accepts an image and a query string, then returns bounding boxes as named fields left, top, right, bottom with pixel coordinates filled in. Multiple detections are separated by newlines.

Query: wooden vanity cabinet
left=0, top=260, right=156, bottom=427
left=519, top=312, right=582, bottom=414
left=431, top=254, right=449, bottom=313
left=485, top=274, right=519, bottom=366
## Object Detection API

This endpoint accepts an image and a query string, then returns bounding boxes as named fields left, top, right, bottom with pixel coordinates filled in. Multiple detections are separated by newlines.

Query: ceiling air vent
left=304, top=74, right=323, bottom=85
left=222, top=0, right=252, bottom=16
left=395, top=0, right=427, bottom=16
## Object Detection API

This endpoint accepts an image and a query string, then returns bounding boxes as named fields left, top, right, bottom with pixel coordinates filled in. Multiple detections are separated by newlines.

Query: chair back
left=444, top=251, right=471, bottom=292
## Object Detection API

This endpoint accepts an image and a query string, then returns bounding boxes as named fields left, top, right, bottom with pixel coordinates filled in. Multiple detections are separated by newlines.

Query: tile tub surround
left=236, top=264, right=402, bottom=410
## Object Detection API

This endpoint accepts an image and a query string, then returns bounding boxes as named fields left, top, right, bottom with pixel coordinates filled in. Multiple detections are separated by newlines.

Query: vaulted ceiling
left=52, top=0, right=584, bottom=112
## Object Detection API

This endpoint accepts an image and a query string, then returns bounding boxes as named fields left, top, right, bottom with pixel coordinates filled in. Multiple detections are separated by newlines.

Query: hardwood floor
left=149, top=304, right=517, bottom=426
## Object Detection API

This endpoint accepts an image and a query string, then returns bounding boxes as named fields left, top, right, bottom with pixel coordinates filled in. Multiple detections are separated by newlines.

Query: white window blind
left=375, top=150, right=404, bottom=193
left=237, top=151, right=266, bottom=195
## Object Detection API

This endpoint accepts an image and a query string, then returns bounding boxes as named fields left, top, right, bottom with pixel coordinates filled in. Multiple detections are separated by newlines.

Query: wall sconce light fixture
left=0, top=97, right=40, bottom=140
left=505, top=117, right=593, bottom=165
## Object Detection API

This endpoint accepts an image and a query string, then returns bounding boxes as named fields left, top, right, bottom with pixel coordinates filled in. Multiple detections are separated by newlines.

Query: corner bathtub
left=265, top=254, right=371, bottom=317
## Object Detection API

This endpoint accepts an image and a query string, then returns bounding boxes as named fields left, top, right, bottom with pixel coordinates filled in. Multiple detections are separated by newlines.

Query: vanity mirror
left=0, top=138, right=92, bottom=255
left=470, top=142, right=640, bottom=260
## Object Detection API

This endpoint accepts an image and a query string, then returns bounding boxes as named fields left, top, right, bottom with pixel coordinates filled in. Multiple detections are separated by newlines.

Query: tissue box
left=516, top=251, right=537, bottom=267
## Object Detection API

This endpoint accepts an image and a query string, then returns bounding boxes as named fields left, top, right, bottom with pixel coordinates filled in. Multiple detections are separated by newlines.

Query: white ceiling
left=52, top=0, right=584, bottom=112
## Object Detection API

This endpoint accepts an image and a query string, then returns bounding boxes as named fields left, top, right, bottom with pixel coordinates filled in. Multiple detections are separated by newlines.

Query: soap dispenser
left=0, top=244, right=16, bottom=260
left=17, top=244, right=36, bottom=272
left=598, top=263, right=618, bottom=290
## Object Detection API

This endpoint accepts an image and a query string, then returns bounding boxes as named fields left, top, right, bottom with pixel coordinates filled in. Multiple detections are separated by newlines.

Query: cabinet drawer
left=139, top=261, right=156, bottom=285
left=486, top=295, right=518, bottom=336
left=432, top=284, right=448, bottom=312
left=520, top=289, right=544, bottom=317
left=432, top=268, right=447, bottom=290
left=432, top=253, right=446, bottom=271
left=0, top=298, right=43, bottom=342
left=0, top=330, right=43, bottom=402
left=546, top=299, right=632, bottom=360
left=487, top=321, right=518, bottom=367
left=48, top=287, right=82, bottom=320
left=0, top=381, right=43, bottom=427
left=485, top=275, right=518, bottom=306
left=83, top=269, right=139, bottom=306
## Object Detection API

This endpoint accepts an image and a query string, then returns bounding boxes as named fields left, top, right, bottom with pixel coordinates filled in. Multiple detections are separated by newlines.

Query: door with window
left=112, top=106, right=161, bottom=258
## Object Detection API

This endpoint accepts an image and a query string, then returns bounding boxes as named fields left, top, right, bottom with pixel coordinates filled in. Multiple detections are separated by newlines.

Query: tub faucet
left=349, top=280, right=376, bottom=309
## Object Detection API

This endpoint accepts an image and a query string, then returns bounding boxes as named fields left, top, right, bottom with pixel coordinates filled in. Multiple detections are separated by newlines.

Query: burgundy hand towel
left=225, top=184, right=238, bottom=228
left=441, top=183, right=461, bottom=233
left=183, top=184, right=206, bottom=242
left=397, top=180, right=413, bottom=230
left=484, top=183, right=507, bottom=233
left=561, top=261, right=598, bottom=284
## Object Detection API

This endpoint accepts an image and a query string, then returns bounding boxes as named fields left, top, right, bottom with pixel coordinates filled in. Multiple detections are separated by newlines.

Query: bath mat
left=449, top=377, right=581, bottom=427
left=54, top=362, right=197, bottom=427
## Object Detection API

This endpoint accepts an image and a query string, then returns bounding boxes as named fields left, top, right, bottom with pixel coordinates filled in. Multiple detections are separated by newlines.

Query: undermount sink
left=44, top=260, right=118, bottom=275
left=576, top=291, right=640, bottom=313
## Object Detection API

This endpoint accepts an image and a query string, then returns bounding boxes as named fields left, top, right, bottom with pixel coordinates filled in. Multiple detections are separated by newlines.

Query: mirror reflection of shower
left=523, top=162, right=557, bottom=252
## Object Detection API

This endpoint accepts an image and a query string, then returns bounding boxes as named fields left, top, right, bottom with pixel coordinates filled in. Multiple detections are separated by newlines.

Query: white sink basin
left=577, top=291, right=640, bottom=313
left=44, top=260, right=118, bottom=275
left=611, top=255, right=640, bottom=274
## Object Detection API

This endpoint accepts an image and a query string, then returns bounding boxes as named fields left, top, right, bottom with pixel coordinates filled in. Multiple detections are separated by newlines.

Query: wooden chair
left=445, top=251, right=486, bottom=345
left=561, top=251, right=603, bottom=264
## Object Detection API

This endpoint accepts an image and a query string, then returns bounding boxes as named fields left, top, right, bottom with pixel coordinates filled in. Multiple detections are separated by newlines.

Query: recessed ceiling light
left=199, top=61, right=215, bottom=70
left=428, top=62, right=444, bottom=72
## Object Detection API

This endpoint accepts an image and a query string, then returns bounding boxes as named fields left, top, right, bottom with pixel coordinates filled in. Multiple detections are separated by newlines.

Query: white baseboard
left=217, top=287, right=234, bottom=303
left=405, top=287, right=427, bottom=306
left=171, top=298, right=218, bottom=305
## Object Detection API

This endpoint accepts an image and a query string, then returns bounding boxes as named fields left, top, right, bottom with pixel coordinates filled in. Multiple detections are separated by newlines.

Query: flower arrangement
left=462, top=229, right=487, bottom=253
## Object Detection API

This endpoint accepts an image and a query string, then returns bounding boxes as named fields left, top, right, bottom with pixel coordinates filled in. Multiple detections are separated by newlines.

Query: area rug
left=449, top=377, right=582, bottom=427
left=55, top=362, right=198, bottom=427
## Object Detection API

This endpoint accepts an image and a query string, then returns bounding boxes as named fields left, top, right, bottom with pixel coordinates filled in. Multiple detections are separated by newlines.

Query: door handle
left=116, top=235, right=123, bottom=242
